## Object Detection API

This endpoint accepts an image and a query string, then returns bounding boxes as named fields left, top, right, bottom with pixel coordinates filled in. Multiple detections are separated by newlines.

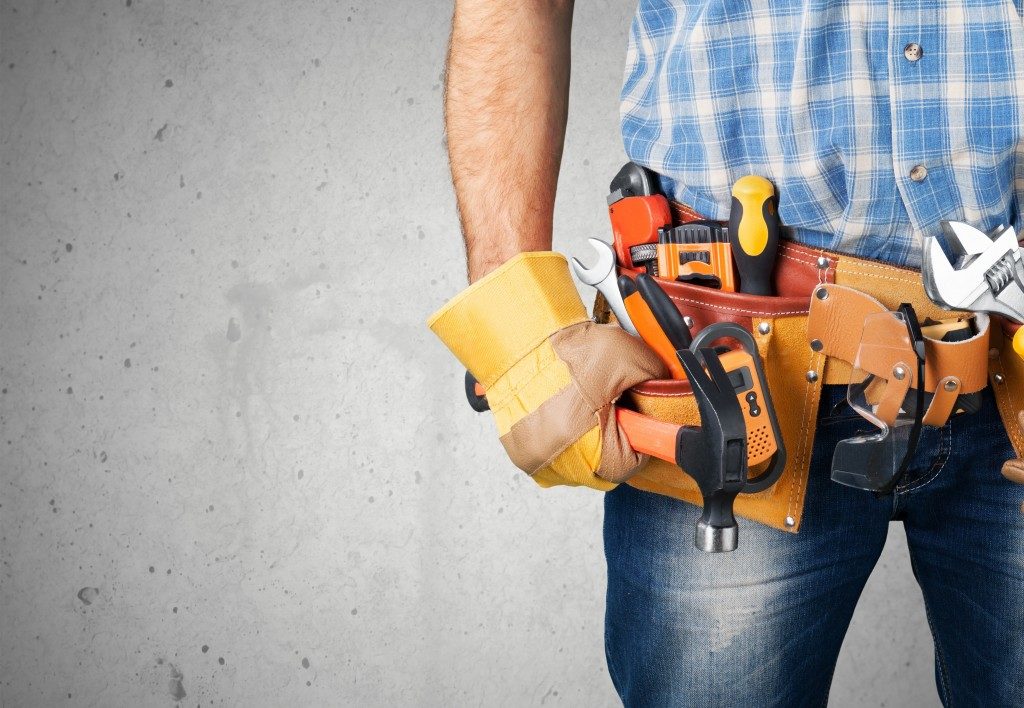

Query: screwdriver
left=728, top=176, right=781, bottom=296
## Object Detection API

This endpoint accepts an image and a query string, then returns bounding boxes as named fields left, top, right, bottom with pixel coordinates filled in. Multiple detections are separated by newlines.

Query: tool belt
left=598, top=215, right=1024, bottom=533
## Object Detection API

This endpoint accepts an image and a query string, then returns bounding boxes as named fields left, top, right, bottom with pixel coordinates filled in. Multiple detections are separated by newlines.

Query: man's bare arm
left=445, top=0, right=574, bottom=282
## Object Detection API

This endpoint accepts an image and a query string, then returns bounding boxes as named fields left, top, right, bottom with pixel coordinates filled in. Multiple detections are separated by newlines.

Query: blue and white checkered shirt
left=620, top=0, right=1024, bottom=266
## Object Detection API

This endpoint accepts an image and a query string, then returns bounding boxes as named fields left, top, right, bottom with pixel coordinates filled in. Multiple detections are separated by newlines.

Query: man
left=436, top=1, right=1024, bottom=704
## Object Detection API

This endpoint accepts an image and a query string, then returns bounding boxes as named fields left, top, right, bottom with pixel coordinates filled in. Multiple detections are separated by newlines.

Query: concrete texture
left=0, top=1, right=938, bottom=705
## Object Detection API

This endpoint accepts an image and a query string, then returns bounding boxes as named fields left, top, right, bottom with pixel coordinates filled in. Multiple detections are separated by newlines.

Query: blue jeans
left=604, top=385, right=1023, bottom=707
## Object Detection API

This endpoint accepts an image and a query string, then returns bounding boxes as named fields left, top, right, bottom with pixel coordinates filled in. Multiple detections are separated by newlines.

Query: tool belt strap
left=807, top=283, right=992, bottom=426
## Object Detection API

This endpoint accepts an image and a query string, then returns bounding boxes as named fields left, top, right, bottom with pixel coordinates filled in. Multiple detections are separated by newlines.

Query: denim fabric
left=619, top=0, right=1024, bottom=267
left=604, top=384, right=1023, bottom=707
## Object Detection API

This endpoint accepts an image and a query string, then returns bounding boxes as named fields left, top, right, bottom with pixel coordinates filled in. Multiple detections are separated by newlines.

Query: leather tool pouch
left=596, top=240, right=1024, bottom=533
left=806, top=284, right=992, bottom=428
left=596, top=241, right=834, bottom=532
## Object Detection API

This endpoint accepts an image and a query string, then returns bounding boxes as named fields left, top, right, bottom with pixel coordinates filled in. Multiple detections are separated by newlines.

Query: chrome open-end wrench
left=570, top=237, right=638, bottom=336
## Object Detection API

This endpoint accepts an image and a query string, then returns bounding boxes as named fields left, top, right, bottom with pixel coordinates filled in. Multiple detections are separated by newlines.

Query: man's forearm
left=444, top=1, right=574, bottom=282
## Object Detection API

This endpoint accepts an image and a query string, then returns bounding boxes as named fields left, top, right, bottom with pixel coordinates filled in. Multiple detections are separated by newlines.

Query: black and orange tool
left=607, top=162, right=673, bottom=270
left=686, top=323, right=786, bottom=481
left=619, top=275, right=686, bottom=379
left=620, top=348, right=748, bottom=551
left=635, top=273, right=692, bottom=350
left=728, top=175, right=781, bottom=295
left=464, top=311, right=787, bottom=551
left=655, top=223, right=737, bottom=291
left=630, top=276, right=786, bottom=476
left=615, top=322, right=786, bottom=551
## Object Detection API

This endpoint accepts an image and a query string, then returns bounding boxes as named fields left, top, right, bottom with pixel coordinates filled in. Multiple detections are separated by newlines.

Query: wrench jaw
left=922, top=235, right=962, bottom=310
left=570, top=238, right=639, bottom=336
left=942, top=220, right=998, bottom=258
left=923, top=221, right=1024, bottom=325
left=569, top=237, right=616, bottom=287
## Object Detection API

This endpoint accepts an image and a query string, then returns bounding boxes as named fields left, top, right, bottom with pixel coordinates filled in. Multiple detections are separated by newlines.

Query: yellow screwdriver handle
left=731, top=176, right=774, bottom=255
left=728, top=175, right=780, bottom=295
left=1014, top=326, right=1024, bottom=360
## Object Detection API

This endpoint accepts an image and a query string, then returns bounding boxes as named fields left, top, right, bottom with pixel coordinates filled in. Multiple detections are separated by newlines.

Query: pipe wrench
left=922, top=221, right=1024, bottom=359
left=570, top=238, right=638, bottom=336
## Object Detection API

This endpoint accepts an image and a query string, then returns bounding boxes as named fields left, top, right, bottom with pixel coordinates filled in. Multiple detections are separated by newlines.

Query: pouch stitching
left=1002, top=353, right=1022, bottom=440
left=665, top=294, right=809, bottom=317
left=788, top=348, right=822, bottom=522
left=839, top=259, right=917, bottom=275
left=838, top=266, right=922, bottom=285
left=778, top=250, right=822, bottom=268
left=994, top=352, right=1024, bottom=451
left=630, top=389, right=695, bottom=399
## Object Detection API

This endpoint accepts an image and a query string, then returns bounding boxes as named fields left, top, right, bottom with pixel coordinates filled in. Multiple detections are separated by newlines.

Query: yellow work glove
left=428, top=252, right=667, bottom=490
left=1002, top=412, right=1024, bottom=514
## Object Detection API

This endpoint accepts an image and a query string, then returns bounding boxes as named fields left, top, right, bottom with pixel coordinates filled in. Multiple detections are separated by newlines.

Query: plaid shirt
left=620, top=0, right=1024, bottom=266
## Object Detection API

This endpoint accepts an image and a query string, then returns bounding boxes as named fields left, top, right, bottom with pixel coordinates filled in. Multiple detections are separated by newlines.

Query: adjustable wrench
left=570, top=238, right=638, bottom=336
left=922, top=221, right=1024, bottom=358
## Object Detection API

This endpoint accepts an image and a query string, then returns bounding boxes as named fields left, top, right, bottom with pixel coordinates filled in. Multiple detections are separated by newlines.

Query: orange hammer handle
left=622, top=290, right=686, bottom=379
left=616, top=408, right=681, bottom=465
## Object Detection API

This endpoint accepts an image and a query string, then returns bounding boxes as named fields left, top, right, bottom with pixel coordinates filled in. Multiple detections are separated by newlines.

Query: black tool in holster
left=673, top=348, right=750, bottom=552
left=466, top=352, right=752, bottom=553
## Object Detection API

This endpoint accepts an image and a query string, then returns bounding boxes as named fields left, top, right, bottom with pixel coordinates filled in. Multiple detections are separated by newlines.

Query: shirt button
left=910, top=165, right=928, bottom=182
left=904, top=43, right=923, bottom=62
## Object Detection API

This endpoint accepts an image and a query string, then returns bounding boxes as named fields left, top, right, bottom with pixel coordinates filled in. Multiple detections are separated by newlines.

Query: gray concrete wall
left=1, top=1, right=938, bottom=706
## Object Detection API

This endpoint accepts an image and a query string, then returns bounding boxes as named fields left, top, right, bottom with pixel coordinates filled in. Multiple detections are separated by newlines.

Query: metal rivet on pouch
left=944, top=379, right=959, bottom=392
left=893, top=366, right=907, bottom=381
left=815, top=287, right=829, bottom=300
left=758, top=322, right=771, bottom=335
left=683, top=316, right=695, bottom=328
left=785, top=516, right=796, bottom=527
left=994, top=373, right=1006, bottom=385
left=816, top=256, right=830, bottom=269
left=810, top=339, right=823, bottom=352
left=806, top=370, right=819, bottom=383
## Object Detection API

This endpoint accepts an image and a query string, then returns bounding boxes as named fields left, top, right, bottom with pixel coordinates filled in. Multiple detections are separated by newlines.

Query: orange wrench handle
left=609, top=195, right=672, bottom=268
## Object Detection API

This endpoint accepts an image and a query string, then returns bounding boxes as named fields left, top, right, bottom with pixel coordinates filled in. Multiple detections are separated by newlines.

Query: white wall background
left=1, top=1, right=938, bottom=705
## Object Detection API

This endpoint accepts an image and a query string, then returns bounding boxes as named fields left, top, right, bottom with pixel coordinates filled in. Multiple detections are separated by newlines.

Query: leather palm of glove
left=428, top=252, right=667, bottom=490
left=1002, top=412, right=1024, bottom=514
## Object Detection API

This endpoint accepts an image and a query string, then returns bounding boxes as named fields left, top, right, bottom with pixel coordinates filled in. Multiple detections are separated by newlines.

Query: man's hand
left=429, top=253, right=668, bottom=490
left=445, top=0, right=574, bottom=282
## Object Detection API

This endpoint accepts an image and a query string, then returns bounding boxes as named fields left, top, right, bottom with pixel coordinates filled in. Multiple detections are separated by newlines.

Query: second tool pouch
left=600, top=240, right=833, bottom=532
